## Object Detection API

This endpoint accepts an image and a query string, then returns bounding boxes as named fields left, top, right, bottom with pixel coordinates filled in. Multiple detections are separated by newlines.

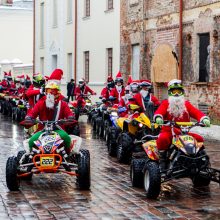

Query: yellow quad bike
left=130, top=121, right=220, bottom=199
left=116, top=104, right=160, bottom=164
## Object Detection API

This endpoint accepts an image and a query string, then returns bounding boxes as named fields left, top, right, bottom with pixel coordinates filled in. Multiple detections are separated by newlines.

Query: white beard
left=16, top=84, right=20, bottom=89
left=46, top=94, right=55, bottom=109
left=116, top=85, right=122, bottom=93
left=140, top=90, right=149, bottom=98
left=168, top=96, right=186, bottom=118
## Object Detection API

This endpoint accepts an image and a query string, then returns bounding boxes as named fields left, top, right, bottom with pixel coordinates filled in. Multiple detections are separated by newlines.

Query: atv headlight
left=111, top=112, right=118, bottom=117
left=138, top=123, right=143, bottom=128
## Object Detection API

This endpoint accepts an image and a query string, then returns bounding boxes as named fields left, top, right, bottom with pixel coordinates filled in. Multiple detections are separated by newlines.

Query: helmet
left=33, top=73, right=45, bottom=87
left=115, top=78, right=123, bottom=84
left=130, top=82, right=139, bottom=93
left=140, top=80, right=152, bottom=88
left=78, top=78, right=85, bottom=86
left=168, top=79, right=184, bottom=97
left=107, top=81, right=115, bottom=89
left=45, top=82, right=60, bottom=97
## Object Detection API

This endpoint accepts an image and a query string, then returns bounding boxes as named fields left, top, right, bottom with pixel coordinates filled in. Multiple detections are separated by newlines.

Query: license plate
left=40, top=156, right=54, bottom=167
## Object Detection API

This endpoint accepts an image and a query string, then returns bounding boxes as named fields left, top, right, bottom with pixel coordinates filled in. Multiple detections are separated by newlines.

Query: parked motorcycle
left=6, top=119, right=90, bottom=191
left=130, top=121, right=220, bottom=199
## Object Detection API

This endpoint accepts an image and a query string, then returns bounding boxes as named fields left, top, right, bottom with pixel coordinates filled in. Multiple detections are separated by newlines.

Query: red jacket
left=75, top=85, right=96, bottom=100
left=133, top=93, right=160, bottom=111
left=110, top=87, right=125, bottom=104
left=27, top=96, right=74, bottom=131
left=154, top=99, right=207, bottom=132
left=26, top=85, right=44, bottom=111
left=100, top=87, right=111, bottom=99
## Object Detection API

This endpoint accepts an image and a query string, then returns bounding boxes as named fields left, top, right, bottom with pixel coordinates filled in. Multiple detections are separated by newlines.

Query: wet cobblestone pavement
left=0, top=114, right=220, bottom=219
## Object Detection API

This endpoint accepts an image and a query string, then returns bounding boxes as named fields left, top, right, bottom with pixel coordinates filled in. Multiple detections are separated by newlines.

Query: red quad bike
left=6, top=119, right=90, bottom=191
left=130, top=121, right=220, bottom=199
left=70, top=94, right=92, bottom=120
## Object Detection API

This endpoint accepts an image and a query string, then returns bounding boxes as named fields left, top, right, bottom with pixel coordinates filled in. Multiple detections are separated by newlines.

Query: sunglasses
left=170, top=89, right=183, bottom=96
left=46, top=89, right=59, bottom=95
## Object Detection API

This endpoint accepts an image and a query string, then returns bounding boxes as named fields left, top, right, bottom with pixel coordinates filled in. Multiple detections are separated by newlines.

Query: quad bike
left=116, top=111, right=159, bottom=164
left=87, top=101, right=102, bottom=123
left=6, top=119, right=90, bottom=191
left=12, top=99, right=28, bottom=122
left=70, top=94, right=93, bottom=120
left=130, top=121, right=220, bottom=199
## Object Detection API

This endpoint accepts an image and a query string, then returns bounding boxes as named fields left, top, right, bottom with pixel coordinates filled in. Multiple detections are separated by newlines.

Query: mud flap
left=69, top=135, right=82, bottom=155
left=208, top=167, right=220, bottom=184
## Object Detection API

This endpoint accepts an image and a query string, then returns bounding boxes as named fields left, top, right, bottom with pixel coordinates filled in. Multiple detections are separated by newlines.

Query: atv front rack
left=207, top=167, right=220, bottom=184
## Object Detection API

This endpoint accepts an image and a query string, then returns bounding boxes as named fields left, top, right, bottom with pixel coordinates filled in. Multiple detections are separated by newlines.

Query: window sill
left=83, top=16, right=91, bottom=20
left=66, top=20, right=73, bottom=24
left=105, top=8, right=114, bottom=13
left=130, top=2, right=139, bottom=7
left=190, top=82, right=209, bottom=86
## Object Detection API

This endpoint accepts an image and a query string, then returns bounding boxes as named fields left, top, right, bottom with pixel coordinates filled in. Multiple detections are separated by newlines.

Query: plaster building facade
left=0, top=0, right=33, bottom=79
left=120, top=0, right=220, bottom=122
left=34, top=0, right=120, bottom=97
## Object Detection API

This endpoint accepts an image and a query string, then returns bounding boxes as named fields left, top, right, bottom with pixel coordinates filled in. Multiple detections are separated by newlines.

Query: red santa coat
left=109, top=87, right=125, bottom=104
left=133, top=93, right=160, bottom=111
left=154, top=99, right=207, bottom=150
left=0, top=80, right=8, bottom=90
left=100, top=87, right=110, bottom=99
left=75, top=85, right=96, bottom=100
left=27, top=96, right=74, bottom=131
left=25, top=85, right=43, bottom=112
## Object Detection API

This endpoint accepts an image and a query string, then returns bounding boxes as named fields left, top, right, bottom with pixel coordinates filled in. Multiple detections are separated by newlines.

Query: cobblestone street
left=0, top=115, right=220, bottom=219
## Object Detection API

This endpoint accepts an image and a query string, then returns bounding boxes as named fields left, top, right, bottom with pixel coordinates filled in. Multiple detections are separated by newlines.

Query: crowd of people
left=0, top=68, right=211, bottom=160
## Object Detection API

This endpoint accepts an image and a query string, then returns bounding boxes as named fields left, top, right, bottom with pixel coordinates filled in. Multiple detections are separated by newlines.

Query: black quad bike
left=6, top=119, right=90, bottom=191
left=130, top=121, right=220, bottom=199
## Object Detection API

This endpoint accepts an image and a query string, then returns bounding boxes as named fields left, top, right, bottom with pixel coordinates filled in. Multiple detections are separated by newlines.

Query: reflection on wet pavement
left=0, top=115, right=219, bottom=219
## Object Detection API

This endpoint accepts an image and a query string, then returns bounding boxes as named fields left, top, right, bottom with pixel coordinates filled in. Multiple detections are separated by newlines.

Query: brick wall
left=120, top=0, right=220, bottom=122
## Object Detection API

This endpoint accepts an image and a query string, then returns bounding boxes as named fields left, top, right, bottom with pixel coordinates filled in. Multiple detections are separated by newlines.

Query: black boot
left=158, top=150, right=167, bottom=172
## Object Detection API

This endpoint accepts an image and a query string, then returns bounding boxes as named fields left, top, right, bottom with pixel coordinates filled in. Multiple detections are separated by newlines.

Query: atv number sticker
left=40, top=156, right=54, bottom=166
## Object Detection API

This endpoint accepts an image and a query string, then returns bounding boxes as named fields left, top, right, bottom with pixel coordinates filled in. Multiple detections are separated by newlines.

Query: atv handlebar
left=161, top=121, right=205, bottom=128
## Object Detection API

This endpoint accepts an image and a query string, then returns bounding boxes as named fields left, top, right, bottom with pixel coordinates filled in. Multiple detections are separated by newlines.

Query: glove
left=155, top=117, right=164, bottom=125
left=202, top=118, right=211, bottom=127
left=109, top=96, right=115, bottom=101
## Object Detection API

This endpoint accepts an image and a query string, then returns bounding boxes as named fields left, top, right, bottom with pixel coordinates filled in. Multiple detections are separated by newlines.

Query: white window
left=67, top=53, right=73, bottom=81
left=40, top=57, right=44, bottom=75
left=52, top=55, right=57, bottom=71
left=131, top=44, right=140, bottom=80
left=40, top=2, right=44, bottom=47
left=67, top=0, right=73, bottom=22
left=53, top=0, right=58, bottom=27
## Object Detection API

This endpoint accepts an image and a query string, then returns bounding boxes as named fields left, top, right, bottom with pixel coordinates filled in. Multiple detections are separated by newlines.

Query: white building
left=0, top=0, right=33, bottom=79
left=34, top=0, right=120, bottom=98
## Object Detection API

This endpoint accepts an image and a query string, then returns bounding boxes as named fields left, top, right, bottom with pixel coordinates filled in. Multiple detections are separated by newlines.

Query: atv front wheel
left=76, top=149, right=90, bottom=190
left=6, top=156, right=20, bottom=191
left=130, top=159, right=146, bottom=188
left=17, top=151, right=33, bottom=181
left=143, top=161, right=161, bottom=199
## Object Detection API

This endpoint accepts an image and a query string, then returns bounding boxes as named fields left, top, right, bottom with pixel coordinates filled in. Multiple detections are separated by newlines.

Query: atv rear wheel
left=6, top=156, right=20, bottom=191
left=117, top=144, right=130, bottom=164
left=76, top=149, right=90, bottom=190
left=130, top=159, right=146, bottom=188
left=143, top=161, right=161, bottom=199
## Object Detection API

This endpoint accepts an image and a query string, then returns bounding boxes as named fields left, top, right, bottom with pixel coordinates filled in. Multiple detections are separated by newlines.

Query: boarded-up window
left=84, top=51, right=89, bottom=82
left=199, top=33, right=210, bottom=82
left=85, top=0, right=90, bottom=17
left=131, top=44, right=140, bottom=80
left=107, top=0, right=113, bottom=10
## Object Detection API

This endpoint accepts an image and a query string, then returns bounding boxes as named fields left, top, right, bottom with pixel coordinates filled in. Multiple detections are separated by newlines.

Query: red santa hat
left=140, top=79, right=151, bottom=87
left=107, top=76, right=113, bottom=82
left=3, top=72, right=8, bottom=78
left=127, top=75, right=133, bottom=85
left=26, top=75, right=31, bottom=81
left=115, top=71, right=123, bottom=80
left=18, top=74, right=25, bottom=82
left=167, top=79, right=182, bottom=87
left=48, top=69, right=63, bottom=85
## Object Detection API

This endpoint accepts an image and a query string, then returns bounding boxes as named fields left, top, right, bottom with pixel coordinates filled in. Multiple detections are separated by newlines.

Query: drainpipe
left=179, top=0, right=183, bottom=80
left=33, top=0, right=35, bottom=73
left=74, top=0, right=78, bottom=83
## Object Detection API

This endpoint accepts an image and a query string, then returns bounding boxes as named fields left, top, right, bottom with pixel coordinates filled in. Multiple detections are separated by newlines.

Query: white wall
left=35, top=0, right=75, bottom=96
left=0, top=9, right=33, bottom=63
left=77, top=0, right=120, bottom=97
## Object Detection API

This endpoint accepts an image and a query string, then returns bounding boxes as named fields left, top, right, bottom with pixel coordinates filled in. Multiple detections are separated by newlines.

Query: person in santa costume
left=25, top=70, right=75, bottom=152
left=100, top=76, right=115, bottom=101
left=153, top=79, right=210, bottom=167
left=109, top=71, right=125, bottom=104
left=25, top=72, right=46, bottom=113
left=74, top=78, right=96, bottom=101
